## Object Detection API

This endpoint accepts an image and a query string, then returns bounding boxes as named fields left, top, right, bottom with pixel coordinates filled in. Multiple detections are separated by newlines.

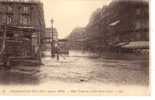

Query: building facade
left=105, top=0, right=149, bottom=42
left=0, top=0, right=45, bottom=65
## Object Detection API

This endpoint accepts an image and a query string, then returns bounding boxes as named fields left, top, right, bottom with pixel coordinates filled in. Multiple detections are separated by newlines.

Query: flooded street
left=0, top=50, right=149, bottom=95
left=40, top=50, right=149, bottom=85
left=0, top=50, right=149, bottom=86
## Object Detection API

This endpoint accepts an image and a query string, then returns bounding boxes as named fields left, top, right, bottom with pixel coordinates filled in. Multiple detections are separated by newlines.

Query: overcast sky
left=41, top=0, right=111, bottom=39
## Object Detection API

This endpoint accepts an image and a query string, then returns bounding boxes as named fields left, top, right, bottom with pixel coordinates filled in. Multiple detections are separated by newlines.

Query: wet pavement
left=0, top=50, right=149, bottom=86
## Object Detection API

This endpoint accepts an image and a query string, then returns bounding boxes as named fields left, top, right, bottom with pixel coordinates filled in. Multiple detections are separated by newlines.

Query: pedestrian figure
left=55, top=44, right=60, bottom=61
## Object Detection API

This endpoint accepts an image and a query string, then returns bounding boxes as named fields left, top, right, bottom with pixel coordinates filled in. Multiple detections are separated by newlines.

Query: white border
left=0, top=0, right=154, bottom=99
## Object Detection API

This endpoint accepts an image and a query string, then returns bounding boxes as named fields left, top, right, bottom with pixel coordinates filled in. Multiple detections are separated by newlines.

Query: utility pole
left=51, top=19, right=55, bottom=58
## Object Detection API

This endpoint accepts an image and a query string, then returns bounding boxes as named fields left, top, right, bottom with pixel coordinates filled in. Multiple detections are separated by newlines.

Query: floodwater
left=0, top=50, right=149, bottom=86
left=40, top=50, right=149, bottom=86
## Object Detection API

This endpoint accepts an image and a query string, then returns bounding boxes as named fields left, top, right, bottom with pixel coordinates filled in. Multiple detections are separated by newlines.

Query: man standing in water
left=55, top=43, right=60, bottom=61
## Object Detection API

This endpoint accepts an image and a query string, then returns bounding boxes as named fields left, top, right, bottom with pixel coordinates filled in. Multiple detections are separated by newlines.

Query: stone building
left=106, top=0, right=149, bottom=42
left=0, top=0, right=45, bottom=65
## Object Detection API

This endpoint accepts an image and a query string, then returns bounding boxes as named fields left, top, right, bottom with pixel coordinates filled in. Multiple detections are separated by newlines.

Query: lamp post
left=51, top=19, right=55, bottom=58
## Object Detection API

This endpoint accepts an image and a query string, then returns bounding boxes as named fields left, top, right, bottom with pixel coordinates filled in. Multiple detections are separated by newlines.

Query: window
left=6, top=15, right=13, bottom=24
left=20, top=15, right=30, bottom=25
left=136, top=8, right=141, bottom=15
left=0, top=5, right=4, bottom=12
left=23, top=15, right=30, bottom=25
left=135, top=21, right=141, bottom=30
left=7, top=6, right=13, bottom=13
left=23, top=6, right=29, bottom=14
left=135, top=20, right=149, bottom=30
left=2, top=15, right=6, bottom=24
left=0, top=14, right=1, bottom=24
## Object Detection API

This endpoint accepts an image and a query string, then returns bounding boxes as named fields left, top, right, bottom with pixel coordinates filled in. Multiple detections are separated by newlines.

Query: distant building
left=68, top=27, right=86, bottom=50
left=58, top=39, right=69, bottom=54
left=43, top=28, right=58, bottom=50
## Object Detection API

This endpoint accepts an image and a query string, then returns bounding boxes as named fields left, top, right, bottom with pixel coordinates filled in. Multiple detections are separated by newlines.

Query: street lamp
left=51, top=19, right=55, bottom=58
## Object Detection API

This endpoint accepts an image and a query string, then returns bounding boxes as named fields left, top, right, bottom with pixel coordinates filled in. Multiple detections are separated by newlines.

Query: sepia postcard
left=0, top=0, right=149, bottom=96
